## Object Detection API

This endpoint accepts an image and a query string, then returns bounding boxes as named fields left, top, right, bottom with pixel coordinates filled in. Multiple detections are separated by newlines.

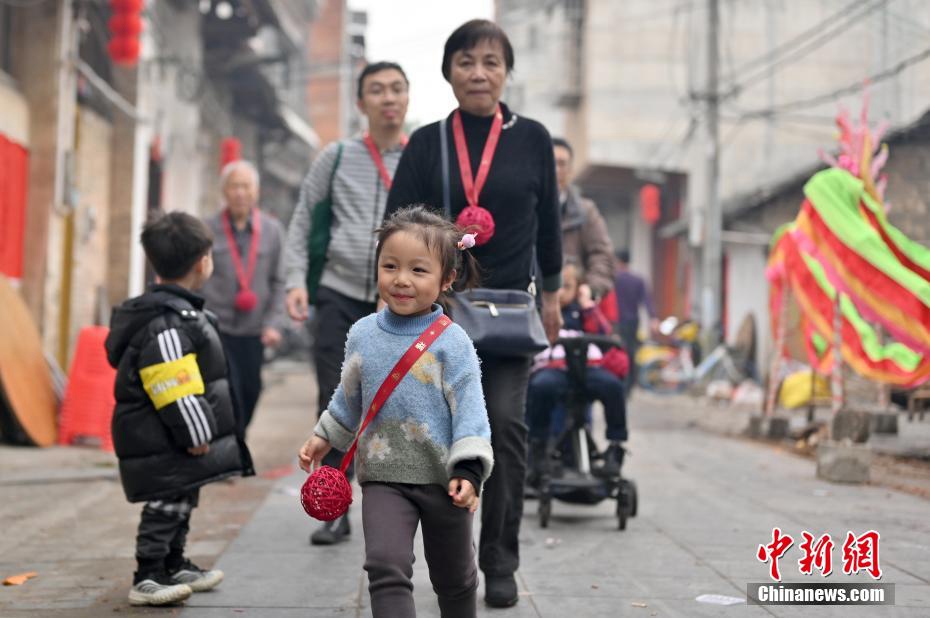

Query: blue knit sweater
left=314, top=305, right=493, bottom=487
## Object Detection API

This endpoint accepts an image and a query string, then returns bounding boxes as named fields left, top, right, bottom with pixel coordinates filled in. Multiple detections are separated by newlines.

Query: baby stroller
left=535, top=334, right=638, bottom=530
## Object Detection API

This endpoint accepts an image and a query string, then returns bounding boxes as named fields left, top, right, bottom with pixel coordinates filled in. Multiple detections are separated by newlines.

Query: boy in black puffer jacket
left=106, top=212, right=254, bottom=607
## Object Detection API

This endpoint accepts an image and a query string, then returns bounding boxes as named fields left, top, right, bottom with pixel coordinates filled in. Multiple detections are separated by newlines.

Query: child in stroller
left=525, top=262, right=636, bottom=527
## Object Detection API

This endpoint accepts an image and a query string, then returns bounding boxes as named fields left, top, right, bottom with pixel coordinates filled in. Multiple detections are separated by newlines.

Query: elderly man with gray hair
left=201, top=159, right=287, bottom=435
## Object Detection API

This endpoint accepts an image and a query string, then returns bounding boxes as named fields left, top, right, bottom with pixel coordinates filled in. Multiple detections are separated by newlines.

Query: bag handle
left=339, top=314, right=452, bottom=471
left=327, top=141, right=344, bottom=201
left=440, top=117, right=451, bottom=217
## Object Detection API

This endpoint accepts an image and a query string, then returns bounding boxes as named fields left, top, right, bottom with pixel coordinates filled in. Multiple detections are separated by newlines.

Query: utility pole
left=701, top=0, right=722, bottom=346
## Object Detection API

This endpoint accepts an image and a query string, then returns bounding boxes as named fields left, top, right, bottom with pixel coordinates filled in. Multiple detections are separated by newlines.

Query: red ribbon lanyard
left=452, top=104, right=503, bottom=208
left=340, top=314, right=452, bottom=472
left=363, top=132, right=408, bottom=190
left=221, top=208, right=261, bottom=292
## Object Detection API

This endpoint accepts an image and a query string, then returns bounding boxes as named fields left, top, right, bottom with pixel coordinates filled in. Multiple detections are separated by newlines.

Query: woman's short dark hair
left=441, top=19, right=514, bottom=81
left=141, top=211, right=214, bottom=281
left=357, top=61, right=408, bottom=100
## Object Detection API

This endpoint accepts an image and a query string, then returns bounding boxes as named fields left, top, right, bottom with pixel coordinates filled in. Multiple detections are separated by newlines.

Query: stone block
left=831, top=410, right=871, bottom=443
left=767, top=416, right=790, bottom=440
left=746, top=415, right=763, bottom=438
left=870, top=412, right=899, bottom=435
left=816, top=440, right=871, bottom=484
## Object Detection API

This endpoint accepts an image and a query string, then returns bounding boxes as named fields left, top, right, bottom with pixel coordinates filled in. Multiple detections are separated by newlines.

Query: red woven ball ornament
left=234, top=289, right=258, bottom=312
left=300, top=465, right=353, bottom=521
left=455, top=206, right=495, bottom=246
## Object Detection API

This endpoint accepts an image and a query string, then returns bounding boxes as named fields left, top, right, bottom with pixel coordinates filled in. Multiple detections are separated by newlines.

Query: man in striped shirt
left=284, top=61, right=409, bottom=545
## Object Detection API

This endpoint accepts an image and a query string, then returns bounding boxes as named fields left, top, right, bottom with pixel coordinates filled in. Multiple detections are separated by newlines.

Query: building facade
left=0, top=0, right=326, bottom=366
left=498, top=0, right=930, bottom=357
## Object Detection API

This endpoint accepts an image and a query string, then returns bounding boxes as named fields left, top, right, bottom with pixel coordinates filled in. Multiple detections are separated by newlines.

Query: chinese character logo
left=798, top=532, right=834, bottom=577
left=757, top=528, right=882, bottom=581
left=842, top=530, right=882, bottom=579
left=757, top=527, right=794, bottom=582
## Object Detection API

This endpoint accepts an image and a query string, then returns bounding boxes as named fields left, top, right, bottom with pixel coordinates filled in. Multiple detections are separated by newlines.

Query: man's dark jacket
left=105, top=284, right=254, bottom=502
left=561, top=186, right=615, bottom=298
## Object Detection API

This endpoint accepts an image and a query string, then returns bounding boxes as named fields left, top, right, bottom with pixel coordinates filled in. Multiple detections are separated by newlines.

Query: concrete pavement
left=2, top=361, right=929, bottom=616
left=178, top=391, right=930, bottom=617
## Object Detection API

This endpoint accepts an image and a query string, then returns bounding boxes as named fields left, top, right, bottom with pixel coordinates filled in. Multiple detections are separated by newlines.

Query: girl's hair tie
left=457, top=233, right=477, bottom=250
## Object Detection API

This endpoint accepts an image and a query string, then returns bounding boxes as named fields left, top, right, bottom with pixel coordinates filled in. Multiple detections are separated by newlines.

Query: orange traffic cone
left=57, top=326, right=116, bottom=451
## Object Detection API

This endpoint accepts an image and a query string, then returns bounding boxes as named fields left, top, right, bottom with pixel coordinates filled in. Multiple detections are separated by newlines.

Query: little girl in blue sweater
left=298, top=206, right=492, bottom=618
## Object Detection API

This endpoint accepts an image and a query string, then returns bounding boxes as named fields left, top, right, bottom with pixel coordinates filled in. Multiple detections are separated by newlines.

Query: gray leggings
left=362, top=482, right=477, bottom=618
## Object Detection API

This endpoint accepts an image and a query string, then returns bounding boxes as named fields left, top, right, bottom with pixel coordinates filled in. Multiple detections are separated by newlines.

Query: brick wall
left=732, top=130, right=930, bottom=242
left=306, top=0, right=345, bottom=146
left=9, top=2, right=63, bottom=330
left=883, top=139, right=930, bottom=244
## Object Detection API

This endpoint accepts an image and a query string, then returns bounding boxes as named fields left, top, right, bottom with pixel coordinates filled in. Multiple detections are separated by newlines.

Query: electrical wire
left=723, top=0, right=890, bottom=96
left=642, top=1, right=696, bottom=167
left=721, top=0, right=875, bottom=82
left=885, top=8, right=930, bottom=41
left=720, top=117, right=747, bottom=149
left=613, top=1, right=700, bottom=24
left=653, top=113, right=700, bottom=170
left=735, top=44, right=930, bottom=119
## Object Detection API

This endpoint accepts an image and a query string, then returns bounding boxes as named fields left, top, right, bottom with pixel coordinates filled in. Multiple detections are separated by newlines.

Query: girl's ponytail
left=453, top=245, right=481, bottom=292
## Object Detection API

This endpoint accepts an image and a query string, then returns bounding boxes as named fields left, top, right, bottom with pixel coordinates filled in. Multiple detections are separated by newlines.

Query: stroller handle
left=555, top=334, right=625, bottom=354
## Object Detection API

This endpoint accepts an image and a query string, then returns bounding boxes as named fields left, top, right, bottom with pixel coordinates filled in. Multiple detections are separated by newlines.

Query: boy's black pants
left=135, top=489, right=200, bottom=580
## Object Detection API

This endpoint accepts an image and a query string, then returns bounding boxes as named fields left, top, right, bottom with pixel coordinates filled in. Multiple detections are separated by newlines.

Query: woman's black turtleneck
left=385, top=103, right=562, bottom=293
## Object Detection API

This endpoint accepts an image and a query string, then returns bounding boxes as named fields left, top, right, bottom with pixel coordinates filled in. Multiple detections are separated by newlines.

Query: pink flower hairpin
left=457, top=233, right=477, bottom=250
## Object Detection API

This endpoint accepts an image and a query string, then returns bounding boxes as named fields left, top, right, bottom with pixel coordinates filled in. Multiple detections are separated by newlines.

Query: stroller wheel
left=628, top=480, right=638, bottom=517
left=616, top=499, right=627, bottom=530
left=616, top=480, right=635, bottom=530
left=538, top=496, right=551, bottom=528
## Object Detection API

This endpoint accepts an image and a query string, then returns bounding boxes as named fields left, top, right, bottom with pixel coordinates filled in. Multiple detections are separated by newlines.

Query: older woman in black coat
left=385, top=19, right=562, bottom=608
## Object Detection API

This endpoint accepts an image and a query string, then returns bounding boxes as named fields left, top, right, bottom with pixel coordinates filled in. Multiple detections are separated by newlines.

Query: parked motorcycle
left=636, top=317, right=746, bottom=394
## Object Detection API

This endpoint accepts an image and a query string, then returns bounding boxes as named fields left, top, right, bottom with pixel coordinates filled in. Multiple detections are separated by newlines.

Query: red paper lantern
left=639, top=184, right=661, bottom=225
left=108, top=0, right=143, bottom=66
left=220, top=137, right=242, bottom=167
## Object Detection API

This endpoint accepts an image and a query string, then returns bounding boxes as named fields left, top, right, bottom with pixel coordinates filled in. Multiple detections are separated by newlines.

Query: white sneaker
left=168, top=560, right=224, bottom=592
left=128, top=579, right=192, bottom=606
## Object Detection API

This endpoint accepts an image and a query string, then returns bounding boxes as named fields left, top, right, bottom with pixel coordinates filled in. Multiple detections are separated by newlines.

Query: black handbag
left=439, top=117, right=549, bottom=357
left=446, top=288, right=548, bottom=356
